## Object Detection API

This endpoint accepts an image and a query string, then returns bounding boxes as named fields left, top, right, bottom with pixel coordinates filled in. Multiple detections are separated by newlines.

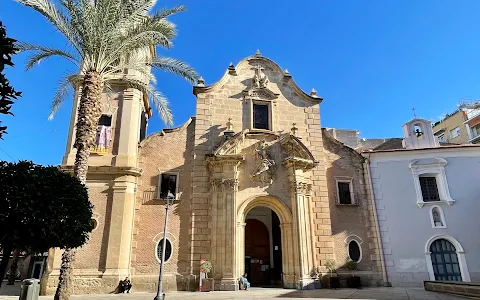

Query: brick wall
left=75, top=176, right=113, bottom=272
left=131, top=118, right=195, bottom=291
left=322, top=129, right=383, bottom=286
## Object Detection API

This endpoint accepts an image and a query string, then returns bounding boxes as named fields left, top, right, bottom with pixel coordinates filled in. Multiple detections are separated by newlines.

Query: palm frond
left=152, top=57, right=198, bottom=83
left=146, top=85, right=173, bottom=126
left=18, top=42, right=79, bottom=70
left=152, top=5, right=186, bottom=20
left=117, top=0, right=156, bottom=26
left=48, top=73, right=75, bottom=120
left=103, top=18, right=176, bottom=69
left=15, top=0, right=81, bottom=53
left=103, top=50, right=153, bottom=81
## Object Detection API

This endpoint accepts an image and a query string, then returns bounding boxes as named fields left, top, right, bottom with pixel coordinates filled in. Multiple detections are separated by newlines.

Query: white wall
left=367, top=148, right=480, bottom=287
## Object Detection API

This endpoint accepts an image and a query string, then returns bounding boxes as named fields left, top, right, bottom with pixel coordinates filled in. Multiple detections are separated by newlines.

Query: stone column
left=210, top=177, right=239, bottom=291
left=103, top=175, right=137, bottom=284
left=236, top=222, right=246, bottom=278
left=286, top=164, right=315, bottom=289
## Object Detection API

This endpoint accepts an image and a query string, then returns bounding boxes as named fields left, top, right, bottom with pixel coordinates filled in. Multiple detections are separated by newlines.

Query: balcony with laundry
left=90, top=114, right=113, bottom=154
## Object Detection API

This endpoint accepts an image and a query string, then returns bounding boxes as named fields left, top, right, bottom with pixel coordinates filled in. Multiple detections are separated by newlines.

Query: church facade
left=42, top=52, right=384, bottom=294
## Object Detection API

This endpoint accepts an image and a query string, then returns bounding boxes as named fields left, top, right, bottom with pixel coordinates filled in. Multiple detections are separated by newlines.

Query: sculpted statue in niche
left=251, top=139, right=277, bottom=184
left=252, top=65, right=269, bottom=89
left=432, top=208, right=443, bottom=227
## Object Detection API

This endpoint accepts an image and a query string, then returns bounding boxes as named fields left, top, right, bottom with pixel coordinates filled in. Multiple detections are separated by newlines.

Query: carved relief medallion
left=250, top=139, right=277, bottom=184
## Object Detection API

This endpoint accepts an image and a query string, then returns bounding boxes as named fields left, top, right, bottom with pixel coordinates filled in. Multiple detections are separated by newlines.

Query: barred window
left=420, top=177, right=440, bottom=202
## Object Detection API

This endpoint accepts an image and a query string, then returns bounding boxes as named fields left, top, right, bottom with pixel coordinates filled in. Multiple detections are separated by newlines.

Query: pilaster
left=285, top=163, right=315, bottom=288
left=103, top=175, right=137, bottom=280
left=209, top=159, right=241, bottom=291
left=114, top=88, right=142, bottom=167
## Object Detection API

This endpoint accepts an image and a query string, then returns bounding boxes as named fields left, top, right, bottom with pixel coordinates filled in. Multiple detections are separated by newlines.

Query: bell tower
left=402, top=118, right=439, bottom=149
left=62, top=78, right=151, bottom=167
left=46, top=52, right=153, bottom=294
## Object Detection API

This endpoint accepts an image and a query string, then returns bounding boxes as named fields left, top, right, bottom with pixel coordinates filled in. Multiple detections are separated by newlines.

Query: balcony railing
left=91, top=125, right=112, bottom=154
left=90, top=146, right=111, bottom=154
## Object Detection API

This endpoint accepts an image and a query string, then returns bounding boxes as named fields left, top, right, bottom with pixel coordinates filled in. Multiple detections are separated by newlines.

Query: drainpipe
left=365, top=154, right=389, bottom=286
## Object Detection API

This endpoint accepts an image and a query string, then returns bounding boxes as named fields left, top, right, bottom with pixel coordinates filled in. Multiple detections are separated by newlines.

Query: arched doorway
left=244, top=207, right=282, bottom=287
left=237, top=195, right=294, bottom=288
left=430, top=239, right=461, bottom=281
left=425, top=235, right=471, bottom=282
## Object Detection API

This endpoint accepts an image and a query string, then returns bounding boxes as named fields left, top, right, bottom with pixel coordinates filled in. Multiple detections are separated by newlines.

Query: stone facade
left=322, top=130, right=384, bottom=286
left=42, top=53, right=384, bottom=295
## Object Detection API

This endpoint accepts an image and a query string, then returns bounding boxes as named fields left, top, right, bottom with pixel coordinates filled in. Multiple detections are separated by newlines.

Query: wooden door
left=245, top=219, right=270, bottom=285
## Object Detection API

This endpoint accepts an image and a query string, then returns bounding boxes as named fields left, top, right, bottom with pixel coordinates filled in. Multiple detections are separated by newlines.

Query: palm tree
left=15, top=0, right=198, bottom=299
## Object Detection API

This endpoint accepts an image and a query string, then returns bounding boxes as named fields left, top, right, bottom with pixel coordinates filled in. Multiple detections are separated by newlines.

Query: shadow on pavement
left=0, top=281, right=21, bottom=296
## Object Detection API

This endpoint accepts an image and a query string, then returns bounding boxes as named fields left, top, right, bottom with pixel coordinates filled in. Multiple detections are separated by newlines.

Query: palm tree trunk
left=6, top=249, right=20, bottom=285
left=54, top=71, right=103, bottom=300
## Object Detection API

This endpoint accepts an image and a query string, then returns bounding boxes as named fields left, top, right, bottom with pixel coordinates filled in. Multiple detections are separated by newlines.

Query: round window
left=156, top=238, right=172, bottom=263
left=348, top=241, right=361, bottom=262
left=91, top=219, right=98, bottom=231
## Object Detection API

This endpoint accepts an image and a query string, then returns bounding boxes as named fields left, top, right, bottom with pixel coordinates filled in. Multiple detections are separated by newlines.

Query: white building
left=464, top=102, right=480, bottom=144
left=363, top=118, right=480, bottom=287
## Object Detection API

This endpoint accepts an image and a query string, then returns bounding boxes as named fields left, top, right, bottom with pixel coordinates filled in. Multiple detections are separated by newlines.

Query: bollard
left=19, top=279, right=40, bottom=300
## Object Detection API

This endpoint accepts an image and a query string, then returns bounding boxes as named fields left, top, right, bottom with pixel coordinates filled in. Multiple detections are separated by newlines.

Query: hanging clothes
left=96, top=125, right=112, bottom=149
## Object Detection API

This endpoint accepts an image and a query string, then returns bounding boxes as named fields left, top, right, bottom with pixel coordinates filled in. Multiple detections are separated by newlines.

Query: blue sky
left=1, top=0, right=480, bottom=165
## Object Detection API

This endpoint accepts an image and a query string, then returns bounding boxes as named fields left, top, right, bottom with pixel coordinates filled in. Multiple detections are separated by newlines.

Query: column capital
left=211, top=178, right=239, bottom=192
left=290, top=181, right=312, bottom=195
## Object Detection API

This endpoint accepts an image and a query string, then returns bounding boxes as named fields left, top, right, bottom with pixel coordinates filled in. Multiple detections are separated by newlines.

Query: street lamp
left=154, top=190, right=175, bottom=300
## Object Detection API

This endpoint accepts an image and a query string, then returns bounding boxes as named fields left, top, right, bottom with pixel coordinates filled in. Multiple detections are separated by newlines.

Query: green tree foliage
left=0, top=161, right=93, bottom=286
left=0, top=21, right=21, bottom=139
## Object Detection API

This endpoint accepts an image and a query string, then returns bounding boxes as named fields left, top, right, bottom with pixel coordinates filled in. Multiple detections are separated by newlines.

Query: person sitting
left=121, top=277, right=132, bottom=293
left=240, top=273, right=250, bottom=290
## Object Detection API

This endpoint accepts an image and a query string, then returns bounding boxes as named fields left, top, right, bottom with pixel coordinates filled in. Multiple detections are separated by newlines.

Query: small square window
left=98, top=114, right=112, bottom=126
left=472, top=124, right=480, bottom=137
left=450, top=127, right=460, bottom=139
left=437, top=134, right=446, bottom=143
left=337, top=181, right=353, bottom=204
left=160, top=173, right=177, bottom=199
left=420, top=176, right=440, bottom=202
left=253, top=103, right=270, bottom=130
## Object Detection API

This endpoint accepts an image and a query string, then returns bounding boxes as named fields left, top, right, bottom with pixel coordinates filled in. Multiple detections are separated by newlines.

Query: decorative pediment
left=243, top=88, right=279, bottom=101
left=213, top=130, right=249, bottom=156
left=194, top=52, right=322, bottom=105
left=280, top=134, right=317, bottom=169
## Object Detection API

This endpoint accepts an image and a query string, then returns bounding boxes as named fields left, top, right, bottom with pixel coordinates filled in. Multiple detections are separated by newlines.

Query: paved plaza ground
left=0, top=284, right=472, bottom=300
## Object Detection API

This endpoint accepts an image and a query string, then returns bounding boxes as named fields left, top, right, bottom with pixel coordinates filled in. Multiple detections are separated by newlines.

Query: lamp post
left=154, top=191, right=175, bottom=300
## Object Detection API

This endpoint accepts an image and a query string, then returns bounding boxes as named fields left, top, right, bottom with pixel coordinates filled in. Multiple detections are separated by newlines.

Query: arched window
left=430, top=239, right=461, bottom=281
left=430, top=206, right=446, bottom=228
left=426, top=235, right=471, bottom=282
left=91, top=218, right=98, bottom=231
left=155, top=238, right=173, bottom=263
left=348, top=240, right=362, bottom=263
left=414, top=124, right=424, bottom=138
